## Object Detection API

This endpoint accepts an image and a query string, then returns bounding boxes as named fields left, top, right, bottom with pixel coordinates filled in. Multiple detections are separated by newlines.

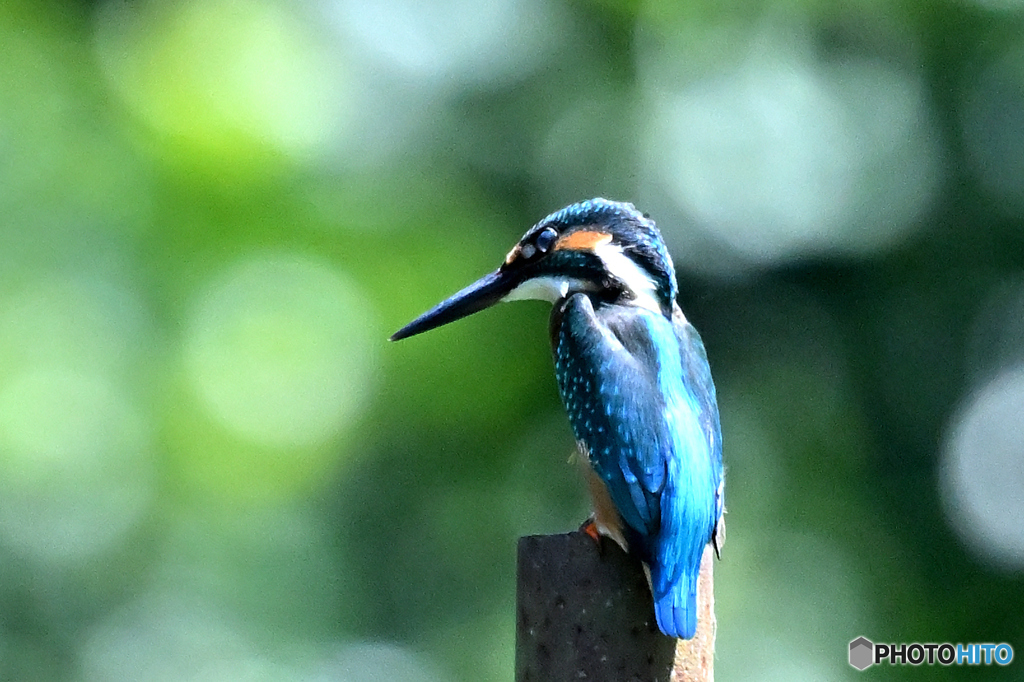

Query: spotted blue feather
left=553, top=293, right=722, bottom=639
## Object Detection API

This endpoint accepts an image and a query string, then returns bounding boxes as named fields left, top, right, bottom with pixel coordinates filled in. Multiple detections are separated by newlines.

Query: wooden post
left=516, top=531, right=715, bottom=682
left=672, top=544, right=716, bottom=681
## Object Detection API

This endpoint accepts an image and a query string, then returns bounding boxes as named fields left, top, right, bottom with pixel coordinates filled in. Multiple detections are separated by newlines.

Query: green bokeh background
left=1, top=0, right=1022, bottom=680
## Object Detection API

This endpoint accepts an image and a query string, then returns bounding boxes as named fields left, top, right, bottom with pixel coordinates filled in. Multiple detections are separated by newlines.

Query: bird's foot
left=579, top=516, right=629, bottom=555
left=579, top=518, right=613, bottom=557
left=580, top=517, right=602, bottom=545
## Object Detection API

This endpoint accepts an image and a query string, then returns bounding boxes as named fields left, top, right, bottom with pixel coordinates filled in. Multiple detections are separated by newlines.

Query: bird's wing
left=672, top=306, right=725, bottom=555
left=553, top=294, right=679, bottom=540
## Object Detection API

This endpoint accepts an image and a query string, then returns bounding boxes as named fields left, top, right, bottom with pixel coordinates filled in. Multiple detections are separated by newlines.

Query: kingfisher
left=391, top=198, right=724, bottom=639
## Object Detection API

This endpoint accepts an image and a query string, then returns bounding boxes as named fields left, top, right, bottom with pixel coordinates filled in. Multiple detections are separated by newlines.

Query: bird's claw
left=579, top=518, right=606, bottom=554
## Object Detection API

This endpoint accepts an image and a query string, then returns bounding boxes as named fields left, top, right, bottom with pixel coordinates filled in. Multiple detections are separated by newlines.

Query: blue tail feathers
left=653, top=572, right=698, bottom=639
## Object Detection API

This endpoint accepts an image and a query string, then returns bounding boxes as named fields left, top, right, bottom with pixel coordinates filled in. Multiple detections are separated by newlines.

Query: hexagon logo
left=849, top=637, right=874, bottom=670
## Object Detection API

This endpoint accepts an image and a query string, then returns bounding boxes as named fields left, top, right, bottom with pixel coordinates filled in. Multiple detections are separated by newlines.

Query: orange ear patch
left=554, top=230, right=612, bottom=251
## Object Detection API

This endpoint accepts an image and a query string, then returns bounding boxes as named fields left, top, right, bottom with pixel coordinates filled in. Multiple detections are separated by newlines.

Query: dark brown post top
left=516, top=531, right=716, bottom=682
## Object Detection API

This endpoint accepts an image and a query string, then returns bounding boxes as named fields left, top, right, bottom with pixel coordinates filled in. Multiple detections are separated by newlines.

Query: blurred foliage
left=0, top=0, right=1023, bottom=680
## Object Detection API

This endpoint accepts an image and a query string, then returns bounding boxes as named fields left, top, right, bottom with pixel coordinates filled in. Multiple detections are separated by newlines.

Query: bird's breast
left=578, top=446, right=629, bottom=552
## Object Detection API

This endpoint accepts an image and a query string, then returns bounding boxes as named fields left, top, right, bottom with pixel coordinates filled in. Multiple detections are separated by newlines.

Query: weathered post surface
left=516, top=531, right=715, bottom=682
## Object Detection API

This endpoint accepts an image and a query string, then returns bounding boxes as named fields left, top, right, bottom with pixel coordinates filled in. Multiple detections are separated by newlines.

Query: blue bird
left=391, top=198, right=724, bottom=639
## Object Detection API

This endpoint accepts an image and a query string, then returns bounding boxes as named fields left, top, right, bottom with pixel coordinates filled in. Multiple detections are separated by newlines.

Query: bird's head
left=391, top=198, right=677, bottom=341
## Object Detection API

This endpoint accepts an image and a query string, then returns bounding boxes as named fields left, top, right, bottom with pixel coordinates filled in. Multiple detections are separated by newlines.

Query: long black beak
left=390, top=269, right=520, bottom=341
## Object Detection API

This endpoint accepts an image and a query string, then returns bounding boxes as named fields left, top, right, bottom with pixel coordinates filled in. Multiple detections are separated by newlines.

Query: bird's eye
left=535, top=227, right=558, bottom=253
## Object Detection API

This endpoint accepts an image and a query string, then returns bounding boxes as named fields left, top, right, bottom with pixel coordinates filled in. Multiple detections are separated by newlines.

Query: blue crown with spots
left=539, top=198, right=635, bottom=229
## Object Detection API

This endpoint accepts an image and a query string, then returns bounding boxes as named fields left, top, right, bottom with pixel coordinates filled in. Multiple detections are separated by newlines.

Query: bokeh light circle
left=80, top=594, right=274, bottom=682
left=82, top=593, right=448, bottom=682
left=324, top=0, right=558, bottom=86
left=640, top=29, right=939, bottom=271
left=649, top=59, right=853, bottom=259
left=94, top=0, right=351, bottom=162
left=311, top=642, right=446, bottom=682
left=941, top=364, right=1024, bottom=569
left=184, top=252, right=375, bottom=449
left=961, top=42, right=1024, bottom=215
left=0, top=275, right=154, bottom=564
left=0, top=367, right=153, bottom=562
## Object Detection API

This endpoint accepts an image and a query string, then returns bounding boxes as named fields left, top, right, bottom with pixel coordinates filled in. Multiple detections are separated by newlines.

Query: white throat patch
left=503, top=276, right=585, bottom=303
